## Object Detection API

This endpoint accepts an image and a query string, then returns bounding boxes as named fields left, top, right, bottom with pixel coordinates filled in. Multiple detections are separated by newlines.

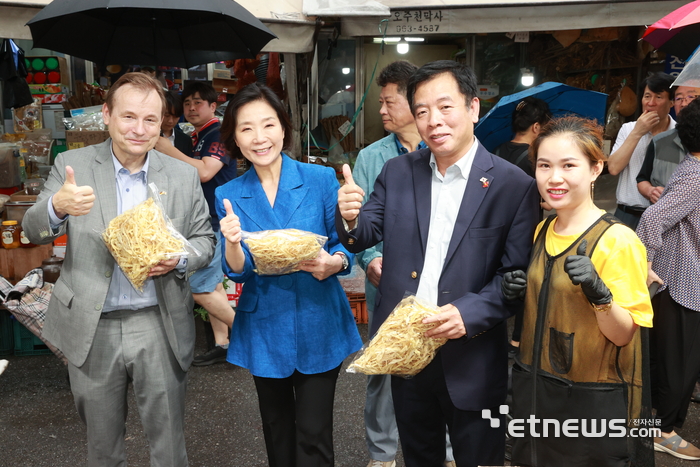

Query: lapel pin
left=480, top=177, right=490, bottom=188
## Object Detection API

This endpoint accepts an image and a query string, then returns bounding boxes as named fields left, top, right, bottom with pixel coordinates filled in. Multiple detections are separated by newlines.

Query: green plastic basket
left=13, top=320, right=51, bottom=356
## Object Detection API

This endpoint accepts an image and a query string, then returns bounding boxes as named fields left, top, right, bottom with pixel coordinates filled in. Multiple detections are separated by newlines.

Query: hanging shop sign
left=388, top=10, right=447, bottom=34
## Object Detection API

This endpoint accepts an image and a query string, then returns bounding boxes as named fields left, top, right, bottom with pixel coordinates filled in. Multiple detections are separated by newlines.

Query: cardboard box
left=66, top=130, right=110, bottom=149
left=212, top=78, right=238, bottom=95
left=213, top=69, right=231, bottom=79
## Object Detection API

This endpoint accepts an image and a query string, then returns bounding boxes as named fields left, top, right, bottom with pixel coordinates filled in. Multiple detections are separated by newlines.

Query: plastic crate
left=346, top=292, right=368, bottom=324
left=13, top=320, right=51, bottom=356
left=0, top=310, right=13, bottom=356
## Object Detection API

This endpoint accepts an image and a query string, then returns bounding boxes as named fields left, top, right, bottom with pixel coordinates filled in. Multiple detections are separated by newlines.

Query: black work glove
left=502, top=270, right=527, bottom=301
left=564, top=239, right=613, bottom=305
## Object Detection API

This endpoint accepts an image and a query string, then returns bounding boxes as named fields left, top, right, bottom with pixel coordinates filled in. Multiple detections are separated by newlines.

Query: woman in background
left=637, top=98, right=700, bottom=461
left=215, top=83, right=362, bottom=467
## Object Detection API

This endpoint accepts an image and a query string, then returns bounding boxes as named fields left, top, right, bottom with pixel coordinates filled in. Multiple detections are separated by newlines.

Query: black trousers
left=253, top=365, right=341, bottom=467
left=650, top=289, right=700, bottom=433
left=392, top=353, right=505, bottom=467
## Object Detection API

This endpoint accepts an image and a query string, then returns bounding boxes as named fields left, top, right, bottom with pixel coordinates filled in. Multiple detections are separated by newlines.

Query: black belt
left=100, top=305, right=159, bottom=318
left=616, top=204, right=645, bottom=216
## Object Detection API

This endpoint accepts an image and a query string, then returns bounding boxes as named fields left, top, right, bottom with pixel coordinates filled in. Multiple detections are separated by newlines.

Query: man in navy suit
left=337, top=60, right=539, bottom=467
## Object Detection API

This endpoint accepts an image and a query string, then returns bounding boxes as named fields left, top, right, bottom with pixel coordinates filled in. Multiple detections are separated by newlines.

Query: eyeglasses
left=674, top=95, right=697, bottom=104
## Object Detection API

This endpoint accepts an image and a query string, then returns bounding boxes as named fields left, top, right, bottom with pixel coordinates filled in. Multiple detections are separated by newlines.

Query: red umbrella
left=642, top=0, right=700, bottom=59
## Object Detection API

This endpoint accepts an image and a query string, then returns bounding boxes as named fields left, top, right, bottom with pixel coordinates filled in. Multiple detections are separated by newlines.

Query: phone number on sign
left=395, top=25, right=440, bottom=33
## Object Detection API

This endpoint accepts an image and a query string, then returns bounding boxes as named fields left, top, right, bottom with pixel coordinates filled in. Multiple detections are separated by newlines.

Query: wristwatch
left=335, top=252, right=349, bottom=272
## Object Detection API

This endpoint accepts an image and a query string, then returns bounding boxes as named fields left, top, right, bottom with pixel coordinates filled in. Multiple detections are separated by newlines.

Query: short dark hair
left=105, top=72, right=165, bottom=116
left=512, top=97, right=552, bottom=134
left=220, top=83, right=293, bottom=159
left=677, top=98, right=700, bottom=153
left=531, top=116, right=607, bottom=168
left=164, top=90, right=184, bottom=117
left=643, top=72, right=675, bottom=100
left=377, top=61, right=418, bottom=96
left=182, top=81, right=218, bottom=105
left=407, top=60, right=478, bottom=111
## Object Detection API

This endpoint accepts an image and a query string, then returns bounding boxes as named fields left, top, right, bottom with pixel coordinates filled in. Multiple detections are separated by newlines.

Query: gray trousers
left=67, top=307, right=189, bottom=467
left=365, top=306, right=454, bottom=462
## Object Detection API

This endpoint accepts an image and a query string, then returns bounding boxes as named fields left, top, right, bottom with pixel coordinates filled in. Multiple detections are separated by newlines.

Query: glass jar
left=1, top=220, right=21, bottom=249
left=19, top=228, right=36, bottom=248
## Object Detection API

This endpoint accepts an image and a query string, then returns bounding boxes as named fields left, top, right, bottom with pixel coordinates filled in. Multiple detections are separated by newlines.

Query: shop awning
left=0, top=0, right=317, bottom=53
left=342, top=0, right=689, bottom=36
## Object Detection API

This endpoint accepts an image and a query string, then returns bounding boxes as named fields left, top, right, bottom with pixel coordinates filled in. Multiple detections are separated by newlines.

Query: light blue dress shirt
left=48, top=151, right=160, bottom=311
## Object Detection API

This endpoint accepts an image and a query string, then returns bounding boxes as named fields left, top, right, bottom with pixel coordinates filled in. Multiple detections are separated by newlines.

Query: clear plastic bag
left=346, top=294, right=448, bottom=378
left=242, top=228, right=327, bottom=275
left=101, top=183, right=201, bottom=291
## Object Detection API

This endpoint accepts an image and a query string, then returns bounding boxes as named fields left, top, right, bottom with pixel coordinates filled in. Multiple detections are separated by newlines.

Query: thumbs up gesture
left=564, top=239, right=613, bottom=306
left=52, top=166, right=96, bottom=218
left=338, top=164, right=365, bottom=226
left=219, top=199, right=242, bottom=245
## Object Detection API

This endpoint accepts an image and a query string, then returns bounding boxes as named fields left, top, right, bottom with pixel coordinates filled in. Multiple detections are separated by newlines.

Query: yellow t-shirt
left=534, top=211, right=653, bottom=328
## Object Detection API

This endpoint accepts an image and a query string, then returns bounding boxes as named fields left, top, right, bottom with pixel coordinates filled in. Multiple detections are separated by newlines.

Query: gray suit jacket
left=22, top=140, right=215, bottom=371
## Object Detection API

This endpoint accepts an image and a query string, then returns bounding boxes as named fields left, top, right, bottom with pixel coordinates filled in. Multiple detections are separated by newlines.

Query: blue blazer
left=215, top=155, right=362, bottom=378
left=336, top=142, right=540, bottom=410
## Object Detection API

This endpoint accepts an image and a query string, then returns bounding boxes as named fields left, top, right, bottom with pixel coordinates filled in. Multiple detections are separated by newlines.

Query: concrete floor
left=2, top=316, right=699, bottom=467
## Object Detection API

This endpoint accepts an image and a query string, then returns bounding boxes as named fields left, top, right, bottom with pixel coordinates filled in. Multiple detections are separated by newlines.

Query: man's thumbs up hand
left=52, top=166, right=95, bottom=219
left=220, top=199, right=242, bottom=244
left=338, top=163, right=365, bottom=226
left=64, top=166, right=77, bottom=186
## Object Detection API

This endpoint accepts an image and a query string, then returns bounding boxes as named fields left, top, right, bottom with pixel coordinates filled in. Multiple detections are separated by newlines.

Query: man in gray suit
left=22, top=72, right=215, bottom=467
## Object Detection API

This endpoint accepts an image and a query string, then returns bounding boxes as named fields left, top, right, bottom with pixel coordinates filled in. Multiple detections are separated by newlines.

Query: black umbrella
left=27, top=0, right=277, bottom=68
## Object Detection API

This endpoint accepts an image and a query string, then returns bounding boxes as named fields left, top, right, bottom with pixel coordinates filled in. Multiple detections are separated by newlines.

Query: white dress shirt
left=415, top=139, right=478, bottom=305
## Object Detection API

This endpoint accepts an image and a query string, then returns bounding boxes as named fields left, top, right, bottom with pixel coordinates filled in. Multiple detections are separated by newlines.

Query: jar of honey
left=19, top=228, right=36, bottom=248
left=1, top=220, right=21, bottom=249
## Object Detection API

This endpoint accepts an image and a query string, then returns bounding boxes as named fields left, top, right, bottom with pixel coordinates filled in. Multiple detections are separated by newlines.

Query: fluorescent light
left=372, top=37, right=424, bottom=43
left=373, top=37, right=401, bottom=43
left=342, top=67, right=351, bottom=75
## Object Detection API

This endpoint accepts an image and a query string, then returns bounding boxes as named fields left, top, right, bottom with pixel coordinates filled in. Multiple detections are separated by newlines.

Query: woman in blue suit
left=215, top=83, right=362, bottom=467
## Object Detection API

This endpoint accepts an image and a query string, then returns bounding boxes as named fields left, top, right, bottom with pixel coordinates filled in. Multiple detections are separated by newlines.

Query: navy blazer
left=216, top=155, right=362, bottom=378
left=336, top=142, right=539, bottom=410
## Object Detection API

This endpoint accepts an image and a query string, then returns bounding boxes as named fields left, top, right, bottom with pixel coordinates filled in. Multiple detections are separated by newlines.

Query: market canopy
left=342, top=0, right=689, bottom=36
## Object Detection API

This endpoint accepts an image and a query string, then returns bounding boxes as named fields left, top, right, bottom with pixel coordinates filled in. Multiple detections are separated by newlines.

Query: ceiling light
left=342, top=67, right=350, bottom=75
left=521, top=68, right=534, bottom=87
left=397, top=37, right=409, bottom=54
left=373, top=37, right=401, bottom=43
